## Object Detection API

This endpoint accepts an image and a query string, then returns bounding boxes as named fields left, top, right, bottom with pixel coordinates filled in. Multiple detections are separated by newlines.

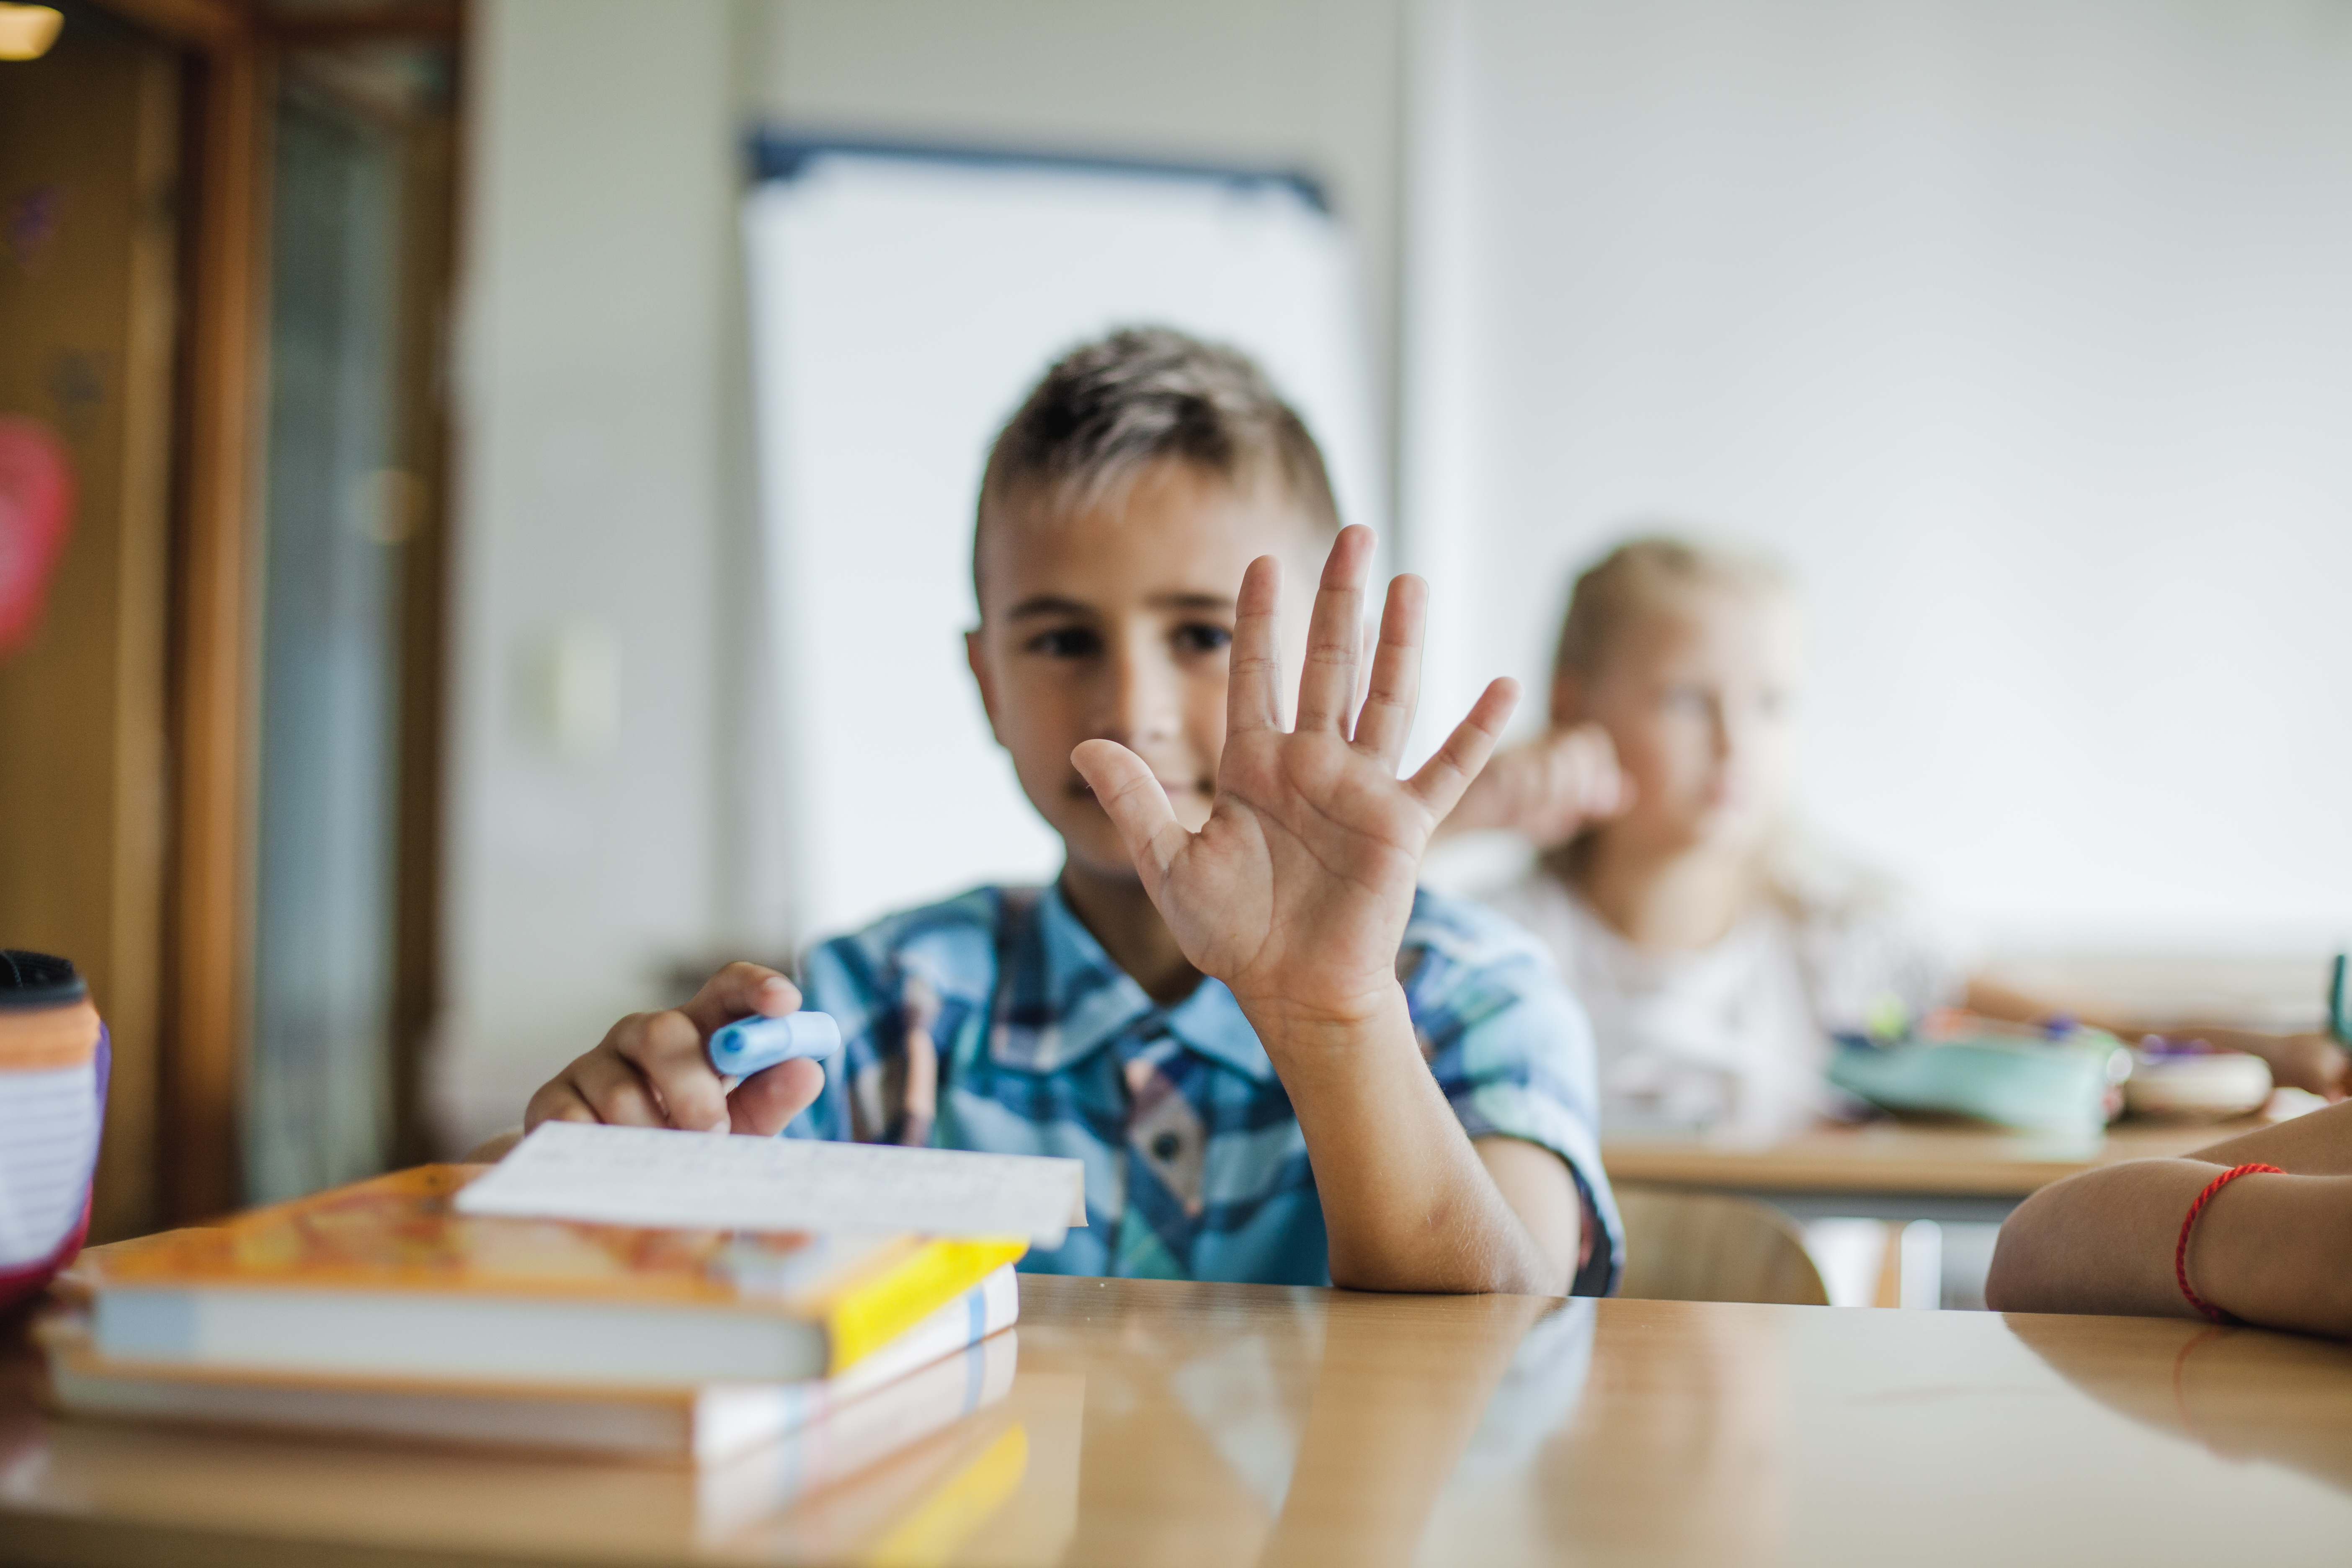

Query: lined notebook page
left=454, top=1123, right=1086, bottom=1246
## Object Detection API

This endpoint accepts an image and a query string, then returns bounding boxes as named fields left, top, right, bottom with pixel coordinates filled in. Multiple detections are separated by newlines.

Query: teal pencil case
left=1827, top=1017, right=2130, bottom=1135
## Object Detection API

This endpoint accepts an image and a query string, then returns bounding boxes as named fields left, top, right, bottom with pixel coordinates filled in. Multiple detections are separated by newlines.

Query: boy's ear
left=965, top=628, right=1008, bottom=747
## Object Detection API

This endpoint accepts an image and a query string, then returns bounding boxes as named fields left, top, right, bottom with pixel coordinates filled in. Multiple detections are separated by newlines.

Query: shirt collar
left=987, top=882, right=1277, bottom=1081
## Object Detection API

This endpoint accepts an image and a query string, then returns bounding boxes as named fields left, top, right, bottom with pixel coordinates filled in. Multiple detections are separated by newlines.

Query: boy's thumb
left=1070, top=739, right=1184, bottom=879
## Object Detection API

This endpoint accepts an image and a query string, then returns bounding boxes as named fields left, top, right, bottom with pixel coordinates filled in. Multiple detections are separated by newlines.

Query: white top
left=1483, top=855, right=1970, bottom=1139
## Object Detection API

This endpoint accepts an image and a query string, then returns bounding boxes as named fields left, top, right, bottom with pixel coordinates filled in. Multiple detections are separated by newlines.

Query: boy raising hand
left=527, top=330, right=1619, bottom=1295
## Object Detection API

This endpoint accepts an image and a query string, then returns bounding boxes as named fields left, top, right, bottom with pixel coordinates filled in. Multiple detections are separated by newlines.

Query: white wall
left=439, top=0, right=738, bottom=1145
left=1412, top=0, right=2352, bottom=955
left=741, top=0, right=1406, bottom=441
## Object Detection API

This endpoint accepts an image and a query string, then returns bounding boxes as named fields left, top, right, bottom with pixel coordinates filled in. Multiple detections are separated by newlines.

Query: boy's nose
left=1094, top=643, right=1182, bottom=748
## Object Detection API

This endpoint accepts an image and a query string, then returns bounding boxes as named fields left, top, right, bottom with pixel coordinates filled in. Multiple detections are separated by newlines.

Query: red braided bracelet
left=2174, top=1163, right=2282, bottom=1324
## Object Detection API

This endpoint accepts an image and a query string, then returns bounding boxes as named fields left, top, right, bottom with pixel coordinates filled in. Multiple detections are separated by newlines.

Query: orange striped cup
left=1, top=950, right=107, bottom=1313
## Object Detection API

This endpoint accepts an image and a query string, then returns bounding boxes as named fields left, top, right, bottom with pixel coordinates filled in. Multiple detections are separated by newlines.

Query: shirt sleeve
left=1404, top=896, right=1624, bottom=1296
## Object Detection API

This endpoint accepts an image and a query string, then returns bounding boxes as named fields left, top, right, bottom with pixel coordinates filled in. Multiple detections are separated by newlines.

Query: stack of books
left=37, top=1155, right=1040, bottom=1470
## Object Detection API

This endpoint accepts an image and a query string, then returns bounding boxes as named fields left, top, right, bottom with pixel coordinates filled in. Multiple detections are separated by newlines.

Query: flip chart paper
left=455, top=1122, right=1086, bottom=1247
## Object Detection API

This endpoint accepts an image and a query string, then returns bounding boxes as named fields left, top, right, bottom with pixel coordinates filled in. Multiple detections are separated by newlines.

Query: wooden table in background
left=6, top=1274, right=2352, bottom=1567
left=1603, top=1114, right=2273, bottom=1222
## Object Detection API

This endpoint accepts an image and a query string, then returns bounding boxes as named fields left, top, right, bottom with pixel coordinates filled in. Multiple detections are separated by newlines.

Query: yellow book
left=38, top=1267, right=1019, bottom=1465
left=69, top=1166, right=1025, bottom=1387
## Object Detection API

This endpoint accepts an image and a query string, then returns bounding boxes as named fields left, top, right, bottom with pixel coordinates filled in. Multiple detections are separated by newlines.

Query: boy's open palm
left=1073, top=526, right=1518, bottom=1030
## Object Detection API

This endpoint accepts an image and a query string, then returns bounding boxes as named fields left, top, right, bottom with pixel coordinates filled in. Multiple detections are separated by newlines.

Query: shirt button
left=1150, top=1131, right=1182, bottom=1162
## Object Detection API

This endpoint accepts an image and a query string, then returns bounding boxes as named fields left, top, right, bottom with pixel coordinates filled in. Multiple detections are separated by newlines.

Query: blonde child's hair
left=1553, top=534, right=1789, bottom=686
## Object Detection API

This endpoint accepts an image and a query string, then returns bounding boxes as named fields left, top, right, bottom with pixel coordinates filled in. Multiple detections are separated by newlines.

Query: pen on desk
left=707, top=1010, right=843, bottom=1078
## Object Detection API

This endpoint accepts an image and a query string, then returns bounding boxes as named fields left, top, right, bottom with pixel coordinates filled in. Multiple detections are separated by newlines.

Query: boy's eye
left=1026, top=626, right=1101, bottom=658
left=1172, top=622, right=1233, bottom=655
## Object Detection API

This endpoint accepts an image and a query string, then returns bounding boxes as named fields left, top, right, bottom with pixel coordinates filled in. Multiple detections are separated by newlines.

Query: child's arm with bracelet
left=1074, top=525, right=1581, bottom=1295
left=1985, top=1099, right=2352, bottom=1337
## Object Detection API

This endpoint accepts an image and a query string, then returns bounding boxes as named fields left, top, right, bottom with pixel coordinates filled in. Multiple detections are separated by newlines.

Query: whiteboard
left=743, top=140, right=1381, bottom=948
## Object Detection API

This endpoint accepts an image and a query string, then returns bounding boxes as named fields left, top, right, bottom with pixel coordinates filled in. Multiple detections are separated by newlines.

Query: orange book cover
left=74, top=1165, right=1025, bottom=1338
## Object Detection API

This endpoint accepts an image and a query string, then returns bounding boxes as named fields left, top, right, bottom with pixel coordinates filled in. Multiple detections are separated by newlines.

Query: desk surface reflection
left=5, top=1275, right=2351, bottom=1567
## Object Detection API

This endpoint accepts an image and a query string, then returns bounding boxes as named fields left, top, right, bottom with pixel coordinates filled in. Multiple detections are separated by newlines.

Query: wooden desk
left=1603, top=1116, right=2270, bottom=1220
left=6, top=1275, right=2352, bottom=1566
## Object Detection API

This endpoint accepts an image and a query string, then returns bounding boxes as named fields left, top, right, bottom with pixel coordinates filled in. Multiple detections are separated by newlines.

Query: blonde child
left=522, top=330, right=1620, bottom=1295
left=1444, top=537, right=2348, bottom=1137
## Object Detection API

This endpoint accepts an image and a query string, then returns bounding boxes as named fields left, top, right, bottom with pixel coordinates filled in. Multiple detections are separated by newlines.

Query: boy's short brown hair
left=975, top=327, right=1340, bottom=598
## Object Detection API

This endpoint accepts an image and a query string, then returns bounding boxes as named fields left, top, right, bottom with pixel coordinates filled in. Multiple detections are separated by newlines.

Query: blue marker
left=707, top=1010, right=842, bottom=1078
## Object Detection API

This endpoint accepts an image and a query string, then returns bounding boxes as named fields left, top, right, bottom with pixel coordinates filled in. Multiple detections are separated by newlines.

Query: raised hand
left=1434, top=720, right=1631, bottom=848
left=1071, top=525, right=1518, bottom=1031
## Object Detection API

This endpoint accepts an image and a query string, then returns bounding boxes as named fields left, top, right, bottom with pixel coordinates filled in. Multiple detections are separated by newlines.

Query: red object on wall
left=0, top=415, right=76, bottom=657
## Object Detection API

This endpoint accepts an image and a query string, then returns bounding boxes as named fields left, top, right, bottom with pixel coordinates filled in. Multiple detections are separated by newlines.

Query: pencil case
left=0, top=949, right=108, bottom=1314
left=1827, top=1016, right=2128, bottom=1135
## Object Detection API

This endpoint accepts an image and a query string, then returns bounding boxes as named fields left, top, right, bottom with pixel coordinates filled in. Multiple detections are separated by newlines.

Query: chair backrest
left=1613, top=1184, right=1830, bottom=1307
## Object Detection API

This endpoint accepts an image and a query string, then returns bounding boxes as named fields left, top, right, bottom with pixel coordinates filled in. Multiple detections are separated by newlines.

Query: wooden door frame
left=85, top=0, right=462, bottom=1223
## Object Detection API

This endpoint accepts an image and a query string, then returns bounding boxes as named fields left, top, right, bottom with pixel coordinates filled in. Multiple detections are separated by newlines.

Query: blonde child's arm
left=1965, top=977, right=2349, bottom=1101
left=1074, top=526, right=1581, bottom=1295
left=1985, top=1099, right=2352, bottom=1336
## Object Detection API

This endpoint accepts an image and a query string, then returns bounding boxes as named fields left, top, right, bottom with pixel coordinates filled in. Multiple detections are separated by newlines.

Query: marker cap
left=707, top=1010, right=843, bottom=1078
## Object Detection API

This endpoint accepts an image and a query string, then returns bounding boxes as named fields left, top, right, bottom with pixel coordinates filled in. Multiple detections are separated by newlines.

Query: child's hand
left=2266, top=1032, right=2351, bottom=1101
left=1434, top=720, right=1630, bottom=848
left=524, top=964, right=826, bottom=1136
left=1072, top=525, right=1516, bottom=1033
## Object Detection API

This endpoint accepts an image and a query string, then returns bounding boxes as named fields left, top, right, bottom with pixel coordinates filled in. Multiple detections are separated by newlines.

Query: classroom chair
left=1613, top=1184, right=1831, bottom=1306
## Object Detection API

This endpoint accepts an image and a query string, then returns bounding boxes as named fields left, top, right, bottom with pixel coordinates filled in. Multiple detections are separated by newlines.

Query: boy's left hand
left=1073, top=525, right=1516, bottom=1036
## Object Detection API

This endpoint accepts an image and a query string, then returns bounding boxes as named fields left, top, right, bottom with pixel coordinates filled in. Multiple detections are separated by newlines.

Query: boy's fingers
left=1351, top=573, right=1426, bottom=767
left=729, top=1057, right=827, bottom=1136
left=552, top=1049, right=671, bottom=1128
left=1406, top=677, right=1522, bottom=820
left=524, top=1076, right=598, bottom=1132
left=1294, top=524, right=1375, bottom=734
left=613, top=1010, right=732, bottom=1132
left=681, top=962, right=801, bottom=1036
left=1071, top=738, right=1189, bottom=890
left=1227, top=555, right=1285, bottom=734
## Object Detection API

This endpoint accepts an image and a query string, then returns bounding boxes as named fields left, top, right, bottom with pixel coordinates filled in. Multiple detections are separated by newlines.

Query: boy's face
left=967, top=461, right=1326, bottom=886
left=1560, top=582, right=1801, bottom=859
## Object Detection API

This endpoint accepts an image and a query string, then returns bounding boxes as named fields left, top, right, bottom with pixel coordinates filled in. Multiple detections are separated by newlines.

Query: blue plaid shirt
left=789, top=883, right=1621, bottom=1294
